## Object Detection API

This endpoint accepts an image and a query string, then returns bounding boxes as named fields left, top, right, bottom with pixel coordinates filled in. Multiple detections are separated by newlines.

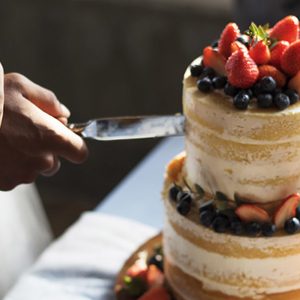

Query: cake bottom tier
left=165, top=259, right=300, bottom=300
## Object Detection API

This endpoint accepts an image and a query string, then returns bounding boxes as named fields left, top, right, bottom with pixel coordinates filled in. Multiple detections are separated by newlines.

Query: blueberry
left=199, top=200, right=215, bottom=213
left=148, top=254, right=163, bottom=271
left=230, top=220, right=244, bottom=235
left=202, top=67, right=215, bottom=78
left=236, top=35, right=249, bottom=47
left=252, top=82, right=263, bottom=97
left=284, top=89, right=299, bottom=105
left=257, top=93, right=273, bottom=108
left=211, top=40, right=219, bottom=48
left=197, top=77, right=213, bottom=93
left=274, top=93, right=290, bottom=110
left=177, top=191, right=192, bottom=204
left=246, top=89, right=254, bottom=99
left=212, top=76, right=227, bottom=89
left=200, top=210, right=216, bottom=227
left=245, top=222, right=261, bottom=236
left=176, top=192, right=192, bottom=216
left=190, top=64, right=204, bottom=77
left=261, top=223, right=276, bottom=237
left=296, top=206, right=300, bottom=220
left=224, top=83, right=240, bottom=97
left=233, top=91, right=250, bottom=110
left=260, top=76, right=277, bottom=93
left=284, top=217, right=300, bottom=234
left=169, top=185, right=180, bottom=202
left=212, top=215, right=230, bottom=233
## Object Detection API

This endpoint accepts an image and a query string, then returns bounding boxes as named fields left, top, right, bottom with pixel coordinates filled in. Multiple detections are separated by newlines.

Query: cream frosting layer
left=163, top=197, right=300, bottom=299
left=184, top=58, right=300, bottom=203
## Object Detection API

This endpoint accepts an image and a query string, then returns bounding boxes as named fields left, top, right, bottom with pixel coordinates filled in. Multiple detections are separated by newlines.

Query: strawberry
left=258, top=65, right=287, bottom=87
left=225, top=49, right=259, bottom=89
left=288, top=70, right=300, bottom=94
left=166, top=152, right=186, bottom=183
left=230, top=41, right=248, bottom=54
left=235, top=204, right=271, bottom=223
left=270, top=15, right=299, bottom=43
left=281, top=40, right=300, bottom=76
left=219, top=23, right=240, bottom=58
left=203, top=46, right=226, bottom=76
left=274, top=194, right=300, bottom=229
left=249, top=40, right=270, bottom=65
left=269, top=41, right=290, bottom=69
left=146, top=265, right=164, bottom=288
left=138, top=286, right=170, bottom=300
left=126, top=261, right=148, bottom=283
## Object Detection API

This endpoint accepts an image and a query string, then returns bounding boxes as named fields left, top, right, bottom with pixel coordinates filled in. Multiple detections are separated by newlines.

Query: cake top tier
left=192, top=16, right=300, bottom=110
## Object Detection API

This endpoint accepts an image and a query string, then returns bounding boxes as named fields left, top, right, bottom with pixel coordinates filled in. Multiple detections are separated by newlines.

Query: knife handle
left=67, top=122, right=89, bottom=135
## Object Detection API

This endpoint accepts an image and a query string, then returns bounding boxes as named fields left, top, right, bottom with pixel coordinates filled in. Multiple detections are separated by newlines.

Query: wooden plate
left=115, top=233, right=162, bottom=299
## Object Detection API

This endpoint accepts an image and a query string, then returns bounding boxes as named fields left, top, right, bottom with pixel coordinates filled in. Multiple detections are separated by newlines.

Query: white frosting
left=184, top=58, right=300, bottom=203
left=164, top=218, right=300, bottom=299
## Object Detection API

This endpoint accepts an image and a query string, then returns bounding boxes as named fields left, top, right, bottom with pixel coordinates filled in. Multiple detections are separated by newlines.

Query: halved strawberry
left=225, top=49, right=259, bottom=89
left=203, top=46, right=226, bottom=75
left=270, top=15, right=299, bottom=43
left=126, top=261, right=148, bottom=283
left=219, top=23, right=240, bottom=58
left=146, top=265, right=164, bottom=288
left=230, top=41, right=248, bottom=54
left=281, top=40, right=300, bottom=76
left=288, top=70, right=300, bottom=94
left=249, top=40, right=271, bottom=65
left=258, top=65, right=287, bottom=87
left=166, top=152, right=186, bottom=183
left=274, top=194, right=300, bottom=229
left=235, top=204, right=271, bottom=223
left=269, top=41, right=290, bottom=69
left=138, top=286, right=170, bottom=300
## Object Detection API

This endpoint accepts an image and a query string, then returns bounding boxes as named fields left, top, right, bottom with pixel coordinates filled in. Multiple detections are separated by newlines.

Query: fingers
left=4, top=72, right=70, bottom=118
left=30, top=103, right=89, bottom=163
left=40, top=155, right=61, bottom=177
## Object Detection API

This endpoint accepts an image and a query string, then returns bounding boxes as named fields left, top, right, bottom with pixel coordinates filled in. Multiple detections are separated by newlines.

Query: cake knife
left=68, top=114, right=185, bottom=141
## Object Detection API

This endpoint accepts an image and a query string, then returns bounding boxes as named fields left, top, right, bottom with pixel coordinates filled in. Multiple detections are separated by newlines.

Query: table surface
left=97, top=136, right=184, bottom=228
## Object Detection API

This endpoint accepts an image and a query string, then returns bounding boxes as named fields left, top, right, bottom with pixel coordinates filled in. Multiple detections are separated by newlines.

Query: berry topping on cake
left=203, top=46, right=226, bottom=76
left=261, top=223, right=276, bottom=237
left=281, top=40, right=300, bottom=76
left=258, top=65, right=286, bottom=88
left=225, top=49, right=259, bottom=88
left=269, top=15, right=299, bottom=43
left=245, top=222, right=261, bottom=237
left=235, top=204, right=271, bottom=223
left=218, top=23, right=240, bottom=58
left=230, top=41, right=248, bottom=54
left=249, top=40, right=271, bottom=65
left=274, top=194, right=300, bottom=229
left=197, top=77, right=213, bottom=93
left=284, top=217, right=300, bottom=234
left=288, top=71, right=300, bottom=95
left=176, top=192, right=192, bottom=216
left=166, top=152, right=185, bottom=183
left=190, top=64, right=204, bottom=77
left=192, top=16, right=300, bottom=110
left=269, top=41, right=290, bottom=69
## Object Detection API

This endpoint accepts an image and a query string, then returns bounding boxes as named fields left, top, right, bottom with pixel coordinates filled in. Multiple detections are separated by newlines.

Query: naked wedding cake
left=163, top=16, right=300, bottom=300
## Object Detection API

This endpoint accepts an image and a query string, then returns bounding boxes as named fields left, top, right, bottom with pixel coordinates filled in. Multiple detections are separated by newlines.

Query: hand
left=0, top=72, right=89, bottom=191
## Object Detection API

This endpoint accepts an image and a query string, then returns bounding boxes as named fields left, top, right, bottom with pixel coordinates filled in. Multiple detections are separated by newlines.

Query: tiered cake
left=163, top=16, right=300, bottom=300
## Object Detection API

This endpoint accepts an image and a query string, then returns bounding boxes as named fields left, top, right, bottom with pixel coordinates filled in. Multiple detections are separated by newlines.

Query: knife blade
left=68, top=114, right=185, bottom=141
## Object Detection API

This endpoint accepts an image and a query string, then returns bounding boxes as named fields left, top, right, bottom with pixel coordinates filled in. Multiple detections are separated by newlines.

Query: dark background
left=4, top=0, right=300, bottom=236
